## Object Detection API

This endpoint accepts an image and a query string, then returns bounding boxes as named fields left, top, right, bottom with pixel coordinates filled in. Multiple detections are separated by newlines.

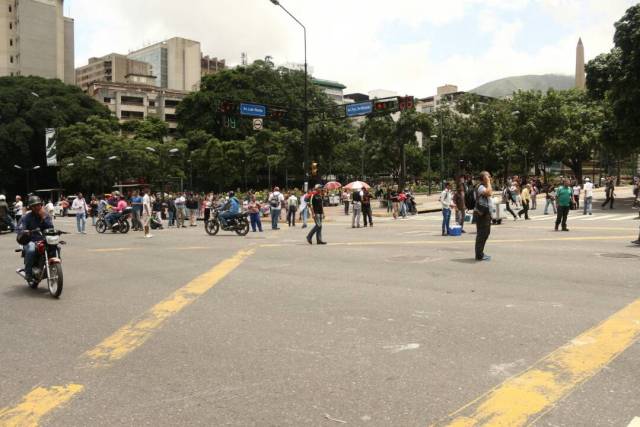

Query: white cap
left=585, top=177, right=590, bottom=182
left=0, top=195, right=5, bottom=201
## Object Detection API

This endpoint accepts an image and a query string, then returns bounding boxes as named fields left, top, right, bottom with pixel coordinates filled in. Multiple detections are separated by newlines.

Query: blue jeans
left=168, top=210, right=175, bottom=226
left=250, top=212, right=262, bottom=232
left=105, top=212, right=121, bottom=228
left=544, top=199, right=556, bottom=214
left=442, top=208, right=452, bottom=234
left=23, top=241, right=37, bottom=279
left=400, top=201, right=407, bottom=217
left=583, top=196, right=592, bottom=215
left=271, top=208, right=281, bottom=229
left=307, top=214, right=323, bottom=242
left=76, top=213, right=86, bottom=232
left=301, top=207, right=308, bottom=227
left=219, top=211, right=233, bottom=227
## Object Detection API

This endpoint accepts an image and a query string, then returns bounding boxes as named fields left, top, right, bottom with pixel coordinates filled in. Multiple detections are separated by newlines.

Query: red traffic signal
left=373, top=99, right=396, bottom=113
left=398, top=96, right=415, bottom=111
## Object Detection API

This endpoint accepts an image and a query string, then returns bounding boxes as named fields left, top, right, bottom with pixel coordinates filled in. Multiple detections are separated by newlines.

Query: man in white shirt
left=14, top=195, right=23, bottom=226
left=268, top=187, right=284, bottom=230
left=142, top=187, right=153, bottom=238
left=439, top=182, right=454, bottom=236
left=287, top=193, right=298, bottom=227
left=299, top=192, right=309, bottom=228
left=583, top=177, right=594, bottom=215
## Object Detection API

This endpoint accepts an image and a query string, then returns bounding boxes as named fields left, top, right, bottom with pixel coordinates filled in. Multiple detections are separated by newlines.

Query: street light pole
left=429, top=135, right=437, bottom=196
left=439, top=110, right=445, bottom=190
left=14, top=164, right=41, bottom=194
left=270, top=0, right=308, bottom=192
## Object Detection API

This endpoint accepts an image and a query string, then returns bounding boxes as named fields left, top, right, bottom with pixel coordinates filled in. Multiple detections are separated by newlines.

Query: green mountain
left=470, top=74, right=575, bottom=98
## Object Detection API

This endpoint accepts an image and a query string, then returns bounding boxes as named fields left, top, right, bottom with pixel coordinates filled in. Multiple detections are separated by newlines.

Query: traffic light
left=219, top=101, right=236, bottom=114
left=372, top=98, right=397, bottom=115
left=398, top=96, right=415, bottom=111
left=311, top=161, right=318, bottom=176
left=268, top=108, right=287, bottom=120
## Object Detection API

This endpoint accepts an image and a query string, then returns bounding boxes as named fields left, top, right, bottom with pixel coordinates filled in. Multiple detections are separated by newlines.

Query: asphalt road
left=1, top=189, right=639, bottom=426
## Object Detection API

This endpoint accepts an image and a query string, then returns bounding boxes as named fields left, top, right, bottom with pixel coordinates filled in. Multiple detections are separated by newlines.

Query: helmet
left=228, top=191, right=235, bottom=197
left=113, top=191, right=120, bottom=197
left=314, top=184, right=323, bottom=190
left=27, top=195, right=42, bottom=207
left=0, top=195, right=5, bottom=201
left=16, top=232, right=31, bottom=246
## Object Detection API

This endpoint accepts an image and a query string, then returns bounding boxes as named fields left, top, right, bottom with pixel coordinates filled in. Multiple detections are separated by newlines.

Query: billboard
left=45, top=128, right=57, bottom=166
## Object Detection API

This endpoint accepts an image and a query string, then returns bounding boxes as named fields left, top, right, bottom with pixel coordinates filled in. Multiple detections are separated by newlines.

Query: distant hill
left=470, top=74, right=575, bottom=98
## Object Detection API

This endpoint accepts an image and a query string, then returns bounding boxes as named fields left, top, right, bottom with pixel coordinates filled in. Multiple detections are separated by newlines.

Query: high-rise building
left=575, top=38, right=585, bottom=90
left=127, top=37, right=201, bottom=91
left=0, top=0, right=74, bottom=84
left=76, top=53, right=156, bottom=91
left=201, top=55, right=226, bottom=78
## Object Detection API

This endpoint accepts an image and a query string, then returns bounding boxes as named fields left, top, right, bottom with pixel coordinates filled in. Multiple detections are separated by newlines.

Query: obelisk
left=575, top=38, right=585, bottom=89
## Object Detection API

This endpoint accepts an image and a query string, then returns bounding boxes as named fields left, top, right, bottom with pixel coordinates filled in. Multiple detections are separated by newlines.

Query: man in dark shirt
left=306, top=184, right=326, bottom=245
left=17, top=196, right=54, bottom=283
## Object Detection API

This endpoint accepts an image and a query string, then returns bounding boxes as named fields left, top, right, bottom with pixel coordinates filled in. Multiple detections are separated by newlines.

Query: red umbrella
left=344, top=181, right=371, bottom=190
left=324, top=181, right=342, bottom=190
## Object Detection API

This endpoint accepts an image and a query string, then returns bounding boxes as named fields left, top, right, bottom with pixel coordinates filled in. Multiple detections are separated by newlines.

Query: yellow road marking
left=82, top=248, right=254, bottom=367
left=434, top=299, right=640, bottom=427
left=88, top=247, right=134, bottom=253
left=260, top=235, right=635, bottom=248
left=0, top=384, right=83, bottom=427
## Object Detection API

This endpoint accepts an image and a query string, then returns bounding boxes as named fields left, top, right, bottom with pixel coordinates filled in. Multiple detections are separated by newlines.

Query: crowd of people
left=2, top=174, right=639, bottom=260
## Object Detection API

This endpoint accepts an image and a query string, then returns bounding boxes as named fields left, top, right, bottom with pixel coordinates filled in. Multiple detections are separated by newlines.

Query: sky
left=66, top=0, right=637, bottom=96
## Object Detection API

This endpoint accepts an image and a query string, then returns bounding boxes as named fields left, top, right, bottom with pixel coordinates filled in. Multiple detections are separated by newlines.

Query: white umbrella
left=344, top=181, right=371, bottom=190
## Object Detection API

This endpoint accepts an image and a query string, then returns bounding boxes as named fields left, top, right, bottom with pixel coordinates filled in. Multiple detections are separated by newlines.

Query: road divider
left=0, top=384, right=84, bottom=426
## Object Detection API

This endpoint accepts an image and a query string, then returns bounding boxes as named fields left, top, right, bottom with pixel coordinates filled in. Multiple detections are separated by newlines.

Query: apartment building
left=0, top=0, right=74, bottom=83
left=76, top=53, right=155, bottom=91
left=127, top=37, right=201, bottom=91
left=201, top=55, right=226, bottom=77
left=87, top=81, right=188, bottom=131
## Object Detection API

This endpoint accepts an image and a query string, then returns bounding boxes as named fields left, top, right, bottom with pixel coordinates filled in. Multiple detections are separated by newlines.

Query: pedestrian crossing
left=408, top=213, right=639, bottom=223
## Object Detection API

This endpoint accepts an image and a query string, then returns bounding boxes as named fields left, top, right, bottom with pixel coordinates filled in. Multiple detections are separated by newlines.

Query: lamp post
left=429, top=135, right=437, bottom=196
left=269, top=0, right=309, bottom=192
left=13, top=164, right=41, bottom=194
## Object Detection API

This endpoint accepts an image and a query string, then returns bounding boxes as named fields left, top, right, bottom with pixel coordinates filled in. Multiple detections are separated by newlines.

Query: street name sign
left=240, top=103, right=266, bottom=117
left=346, top=102, right=373, bottom=117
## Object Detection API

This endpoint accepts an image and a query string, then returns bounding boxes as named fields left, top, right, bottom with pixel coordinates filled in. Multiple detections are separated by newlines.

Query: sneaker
left=479, top=255, right=491, bottom=261
left=562, top=228, right=569, bottom=232
left=317, top=241, right=327, bottom=245
left=630, top=240, right=640, bottom=245
left=145, top=234, right=154, bottom=238
left=306, top=236, right=312, bottom=245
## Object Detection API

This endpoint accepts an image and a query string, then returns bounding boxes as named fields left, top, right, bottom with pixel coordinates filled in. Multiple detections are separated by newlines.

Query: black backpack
left=464, top=186, right=476, bottom=210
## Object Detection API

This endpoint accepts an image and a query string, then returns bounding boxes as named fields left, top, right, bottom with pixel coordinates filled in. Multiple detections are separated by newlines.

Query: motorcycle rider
left=16, top=195, right=53, bottom=285
left=219, top=191, right=241, bottom=227
left=0, top=195, right=15, bottom=231
left=104, top=191, right=128, bottom=230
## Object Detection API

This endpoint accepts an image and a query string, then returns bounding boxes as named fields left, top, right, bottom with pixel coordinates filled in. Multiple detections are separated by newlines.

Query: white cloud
left=67, top=0, right=636, bottom=96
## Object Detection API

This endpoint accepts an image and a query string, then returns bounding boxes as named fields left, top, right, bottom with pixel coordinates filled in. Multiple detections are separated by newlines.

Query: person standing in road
left=544, top=184, right=557, bottom=215
left=89, top=195, right=99, bottom=226
left=142, top=187, right=153, bottom=238
left=440, top=182, right=454, bottom=236
left=555, top=178, right=574, bottom=232
left=268, top=186, right=284, bottom=230
left=0, top=195, right=14, bottom=231
left=362, top=188, right=373, bottom=228
left=583, top=177, right=593, bottom=215
left=351, top=188, right=362, bottom=228
left=531, top=182, right=538, bottom=210
left=572, top=181, right=581, bottom=209
left=71, top=192, right=89, bottom=234
left=247, top=195, right=263, bottom=232
left=174, top=193, right=187, bottom=228
left=287, top=193, right=298, bottom=227
left=306, top=184, right=326, bottom=245
left=391, top=188, right=399, bottom=219
left=453, top=179, right=466, bottom=233
left=502, top=185, right=517, bottom=221
left=518, top=184, right=531, bottom=220
left=299, top=191, right=309, bottom=229
left=130, top=190, right=143, bottom=231
left=342, top=189, right=350, bottom=215
left=602, top=177, right=615, bottom=209
left=14, top=195, right=23, bottom=226
left=474, top=171, right=493, bottom=261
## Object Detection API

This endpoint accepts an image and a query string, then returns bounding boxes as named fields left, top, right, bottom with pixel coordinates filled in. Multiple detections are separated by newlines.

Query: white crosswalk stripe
left=627, top=416, right=640, bottom=427
left=610, top=215, right=639, bottom=221
left=578, top=214, right=618, bottom=221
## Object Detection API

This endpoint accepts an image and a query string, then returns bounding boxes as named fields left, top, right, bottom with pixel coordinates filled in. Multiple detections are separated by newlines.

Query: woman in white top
left=71, top=192, right=89, bottom=234
left=572, top=182, right=581, bottom=209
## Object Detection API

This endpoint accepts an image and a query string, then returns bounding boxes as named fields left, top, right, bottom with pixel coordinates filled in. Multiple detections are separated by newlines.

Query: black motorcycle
left=0, top=215, right=13, bottom=234
left=205, top=209, right=250, bottom=236
left=95, top=207, right=132, bottom=234
left=15, top=229, right=67, bottom=298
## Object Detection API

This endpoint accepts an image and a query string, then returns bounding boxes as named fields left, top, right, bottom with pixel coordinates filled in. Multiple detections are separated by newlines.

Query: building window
left=103, top=97, right=111, bottom=103
left=164, top=114, right=177, bottom=122
left=9, top=23, right=12, bottom=30
left=148, top=100, right=155, bottom=107
left=9, top=5, right=11, bottom=12
left=9, top=39, right=13, bottom=46
left=165, top=99, right=180, bottom=108
left=10, top=56, right=13, bottom=63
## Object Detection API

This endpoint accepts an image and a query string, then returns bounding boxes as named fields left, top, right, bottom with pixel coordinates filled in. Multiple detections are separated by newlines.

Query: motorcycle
left=95, top=207, right=132, bottom=234
left=0, top=215, right=13, bottom=234
left=205, top=209, right=250, bottom=236
left=15, top=228, right=67, bottom=298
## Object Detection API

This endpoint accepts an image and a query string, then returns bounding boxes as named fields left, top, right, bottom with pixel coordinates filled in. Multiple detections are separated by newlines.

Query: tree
left=0, top=76, right=110, bottom=195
